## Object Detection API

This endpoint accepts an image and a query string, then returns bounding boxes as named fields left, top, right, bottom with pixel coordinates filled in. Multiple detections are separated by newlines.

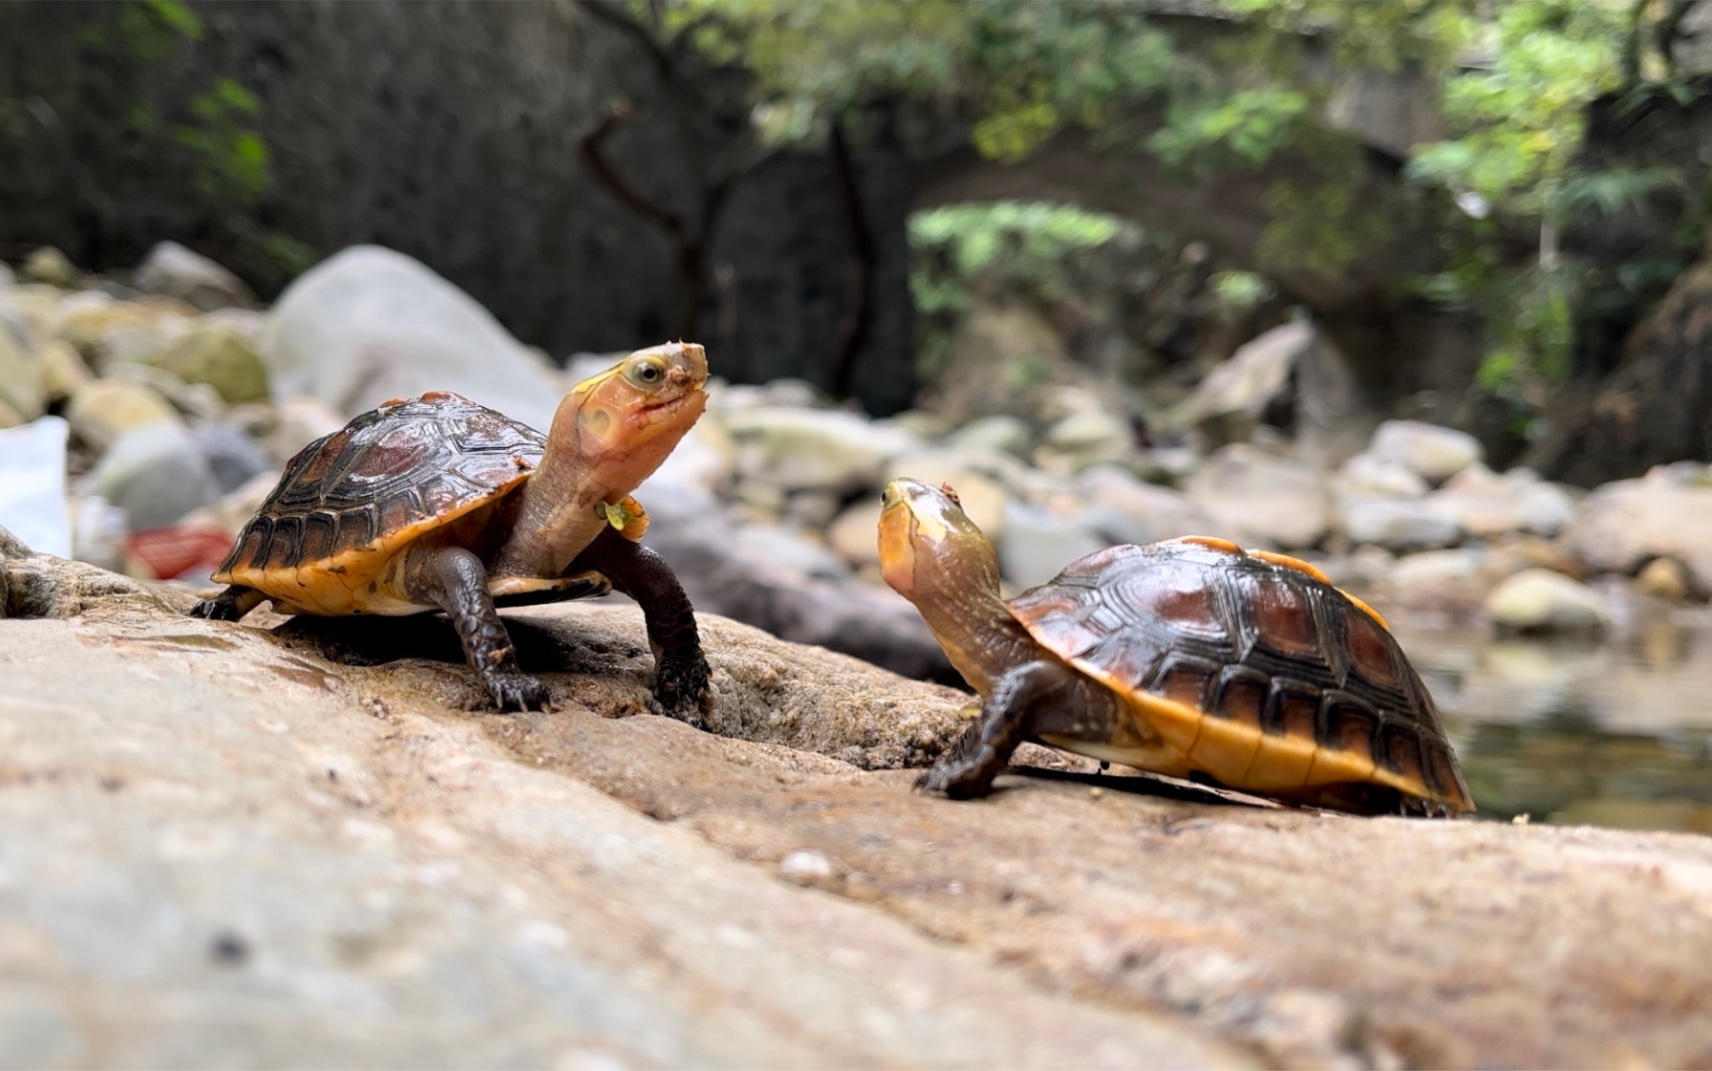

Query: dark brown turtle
left=878, top=477, right=1474, bottom=816
left=192, top=343, right=711, bottom=718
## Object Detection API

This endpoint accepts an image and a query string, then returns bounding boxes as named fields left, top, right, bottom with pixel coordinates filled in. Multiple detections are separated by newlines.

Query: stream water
left=1395, top=607, right=1712, bottom=833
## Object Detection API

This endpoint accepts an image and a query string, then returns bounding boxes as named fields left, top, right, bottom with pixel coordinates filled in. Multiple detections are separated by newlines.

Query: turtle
left=191, top=342, right=712, bottom=719
left=877, top=477, right=1475, bottom=816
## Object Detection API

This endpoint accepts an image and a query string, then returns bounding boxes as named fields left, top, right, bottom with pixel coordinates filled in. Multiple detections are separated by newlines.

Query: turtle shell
left=214, top=392, right=598, bottom=615
left=1006, top=535, right=1474, bottom=813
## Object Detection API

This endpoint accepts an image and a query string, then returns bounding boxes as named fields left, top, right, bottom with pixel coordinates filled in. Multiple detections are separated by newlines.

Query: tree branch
left=579, top=102, right=689, bottom=247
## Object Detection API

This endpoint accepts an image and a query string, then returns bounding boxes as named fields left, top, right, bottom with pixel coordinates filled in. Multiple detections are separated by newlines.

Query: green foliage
left=908, top=201, right=1137, bottom=378
left=672, top=0, right=1710, bottom=422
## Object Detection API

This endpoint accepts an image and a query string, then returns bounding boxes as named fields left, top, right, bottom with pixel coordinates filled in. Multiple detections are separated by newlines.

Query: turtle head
left=879, top=478, right=1015, bottom=693
left=550, top=341, right=709, bottom=494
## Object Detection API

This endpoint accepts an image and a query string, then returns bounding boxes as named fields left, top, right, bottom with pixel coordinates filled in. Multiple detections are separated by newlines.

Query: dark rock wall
left=0, top=0, right=917, bottom=414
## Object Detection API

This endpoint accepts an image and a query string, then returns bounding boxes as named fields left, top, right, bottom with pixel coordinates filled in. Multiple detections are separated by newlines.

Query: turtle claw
left=914, top=758, right=998, bottom=801
left=652, top=651, right=712, bottom=730
left=483, top=671, right=552, bottom=713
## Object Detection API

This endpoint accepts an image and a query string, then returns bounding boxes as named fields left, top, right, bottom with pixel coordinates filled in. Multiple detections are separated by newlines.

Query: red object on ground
left=126, top=525, right=235, bottom=581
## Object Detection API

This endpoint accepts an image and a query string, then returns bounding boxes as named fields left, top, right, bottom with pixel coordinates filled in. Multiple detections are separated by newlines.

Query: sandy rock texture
left=3, top=561, right=1712, bottom=1068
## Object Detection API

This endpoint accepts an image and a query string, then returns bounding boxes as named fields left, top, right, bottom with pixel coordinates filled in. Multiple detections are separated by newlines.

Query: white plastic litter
left=0, top=416, right=72, bottom=557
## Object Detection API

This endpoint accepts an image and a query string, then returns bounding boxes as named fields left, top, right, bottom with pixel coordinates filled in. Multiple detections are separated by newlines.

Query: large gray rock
left=4, top=573, right=1712, bottom=1067
left=640, top=484, right=956, bottom=684
left=1339, top=497, right=1462, bottom=551
left=999, top=500, right=1107, bottom=590
left=133, top=240, right=256, bottom=311
left=262, top=246, right=567, bottom=431
left=726, top=406, right=921, bottom=495
left=1485, top=568, right=1611, bottom=633
left=1368, top=420, right=1483, bottom=484
left=1563, top=464, right=1712, bottom=595
left=84, top=422, right=222, bottom=531
left=1163, top=320, right=1312, bottom=438
left=64, top=378, right=180, bottom=452
left=1184, top=444, right=1330, bottom=550
left=1075, top=465, right=1217, bottom=545
left=1428, top=464, right=1577, bottom=538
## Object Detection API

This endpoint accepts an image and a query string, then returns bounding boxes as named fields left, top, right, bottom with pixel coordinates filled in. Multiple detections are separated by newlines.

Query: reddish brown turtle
left=878, top=477, right=1475, bottom=816
left=192, top=343, right=711, bottom=718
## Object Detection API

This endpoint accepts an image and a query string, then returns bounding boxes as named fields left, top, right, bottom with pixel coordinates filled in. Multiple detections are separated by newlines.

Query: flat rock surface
left=3, top=581, right=1712, bottom=1068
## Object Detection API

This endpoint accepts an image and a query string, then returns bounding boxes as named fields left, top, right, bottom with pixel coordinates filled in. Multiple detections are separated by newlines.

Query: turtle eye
left=626, top=356, right=667, bottom=388
left=880, top=485, right=899, bottom=509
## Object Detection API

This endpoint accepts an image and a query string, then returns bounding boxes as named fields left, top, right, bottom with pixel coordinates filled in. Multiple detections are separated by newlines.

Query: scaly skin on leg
left=917, top=660, right=1085, bottom=799
left=190, top=585, right=267, bottom=621
left=405, top=544, right=549, bottom=712
left=576, top=526, right=710, bottom=726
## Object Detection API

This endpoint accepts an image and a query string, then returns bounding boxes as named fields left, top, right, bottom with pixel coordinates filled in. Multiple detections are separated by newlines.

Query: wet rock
left=34, top=339, right=95, bottom=403
left=65, top=378, right=180, bottom=452
left=262, top=246, right=566, bottom=430
left=146, top=324, right=270, bottom=404
left=726, top=406, right=920, bottom=495
left=0, top=325, right=45, bottom=421
left=999, top=500, right=1107, bottom=589
left=1428, top=464, right=1576, bottom=538
left=1369, top=420, right=1483, bottom=484
left=1184, top=444, right=1330, bottom=550
left=84, top=422, right=222, bottom=531
left=945, top=414, right=1033, bottom=458
left=5, top=586, right=1712, bottom=1068
left=1563, top=466, right=1712, bottom=595
left=0, top=417, right=72, bottom=557
left=22, top=245, right=78, bottom=288
left=1339, top=497, right=1461, bottom=551
left=1075, top=465, right=1216, bottom=545
left=1486, top=568, right=1611, bottom=633
left=133, top=240, right=256, bottom=311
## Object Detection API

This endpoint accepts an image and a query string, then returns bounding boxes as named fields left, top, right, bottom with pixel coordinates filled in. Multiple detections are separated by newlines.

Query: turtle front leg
left=405, top=544, right=549, bottom=713
left=919, top=659, right=1097, bottom=799
left=191, top=585, right=267, bottom=621
left=576, top=527, right=711, bottom=727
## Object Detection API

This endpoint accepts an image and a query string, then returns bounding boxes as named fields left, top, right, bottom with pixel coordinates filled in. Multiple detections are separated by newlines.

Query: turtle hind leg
left=918, top=659, right=1108, bottom=800
left=577, top=528, right=711, bottom=728
left=191, top=585, right=267, bottom=621
left=405, top=545, right=549, bottom=713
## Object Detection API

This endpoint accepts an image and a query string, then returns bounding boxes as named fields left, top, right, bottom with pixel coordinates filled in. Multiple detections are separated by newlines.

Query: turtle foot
left=189, top=599, right=229, bottom=620
left=482, top=671, right=552, bottom=713
left=914, top=756, right=1000, bottom=800
left=652, top=651, right=711, bottom=730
